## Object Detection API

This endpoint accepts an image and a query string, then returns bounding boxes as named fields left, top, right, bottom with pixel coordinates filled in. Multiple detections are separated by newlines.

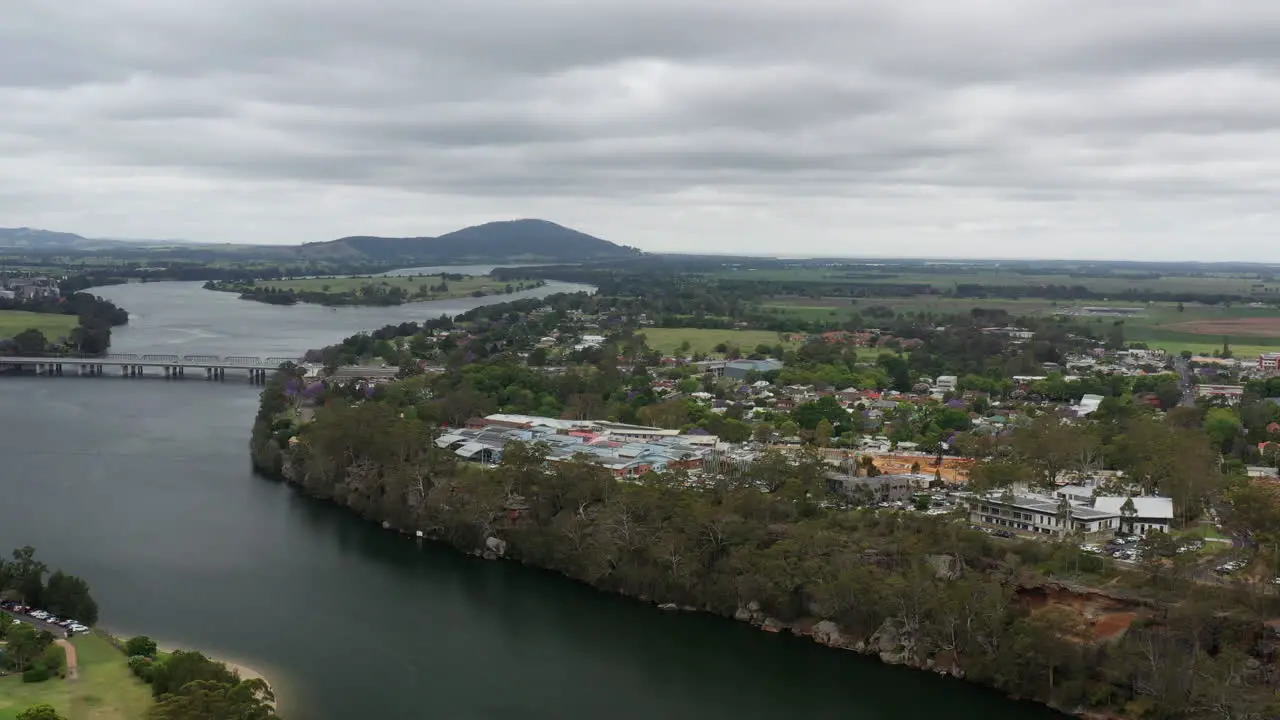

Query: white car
left=30, top=611, right=48, bottom=619
left=68, top=624, right=88, bottom=633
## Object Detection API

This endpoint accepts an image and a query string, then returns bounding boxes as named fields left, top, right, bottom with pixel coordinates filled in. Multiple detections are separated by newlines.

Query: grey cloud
left=3, top=0, right=1280, bottom=259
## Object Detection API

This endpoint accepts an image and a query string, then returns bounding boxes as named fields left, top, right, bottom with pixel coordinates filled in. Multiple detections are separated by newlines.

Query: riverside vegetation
left=252, top=359, right=1280, bottom=719
left=0, top=280, right=128, bottom=356
left=0, top=547, right=278, bottom=720
left=203, top=273, right=545, bottom=306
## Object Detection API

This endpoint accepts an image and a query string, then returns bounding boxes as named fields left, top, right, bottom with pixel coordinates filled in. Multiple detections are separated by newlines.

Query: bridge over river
left=0, top=353, right=343, bottom=383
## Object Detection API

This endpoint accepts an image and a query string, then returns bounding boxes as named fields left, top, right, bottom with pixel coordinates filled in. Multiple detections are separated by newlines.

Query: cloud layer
left=5, top=0, right=1280, bottom=259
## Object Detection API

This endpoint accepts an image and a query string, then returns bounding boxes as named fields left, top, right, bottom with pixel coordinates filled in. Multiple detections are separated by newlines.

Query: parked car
left=1215, top=560, right=1246, bottom=574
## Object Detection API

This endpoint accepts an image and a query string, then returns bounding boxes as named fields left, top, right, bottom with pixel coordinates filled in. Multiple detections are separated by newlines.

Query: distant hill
left=0, top=227, right=185, bottom=250
left=299, top=219, right=640, bottom=264
left=0, top=219, right=641, bottom=265
left=0, top=227, right=96, bottom=249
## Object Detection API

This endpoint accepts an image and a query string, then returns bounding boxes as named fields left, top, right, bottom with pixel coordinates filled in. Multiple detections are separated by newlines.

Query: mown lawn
left=0, top=633, right=153, bottom=720
left=0, top=311, right=78, bottom=343
left=640, top=327, right=794, bottom=354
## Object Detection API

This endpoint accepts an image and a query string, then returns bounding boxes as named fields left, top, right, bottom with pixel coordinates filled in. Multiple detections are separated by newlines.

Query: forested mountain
left=299, top=219, right=640, bottom=263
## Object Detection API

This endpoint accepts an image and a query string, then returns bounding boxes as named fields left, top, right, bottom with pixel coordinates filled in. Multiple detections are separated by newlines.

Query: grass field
left=244, top=273, right=525, bottom=300
left=0, top=634, right=153, bottom=720
left=640, top=327, right=795, bottom=354
left=762, top=296, right=1280, bottom=356
left=0, top=311, right=79, bottom=342
left=714, top=266, right=1280, bottom=296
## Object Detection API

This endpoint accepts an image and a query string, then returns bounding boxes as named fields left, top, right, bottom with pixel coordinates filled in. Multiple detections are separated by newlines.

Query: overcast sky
left=5, top=1, right=1280, bottom=260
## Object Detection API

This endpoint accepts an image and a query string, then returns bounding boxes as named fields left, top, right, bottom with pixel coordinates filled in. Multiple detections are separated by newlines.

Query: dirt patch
left=1092, top=612, right=1138, bottom=642
left=1019, top=585, right=1143, bottom=644
left=55, top=638, right=78, bottom=680
left=1165, top=317, right=1280, bottom=338
left=869, top=454, right=972, bottom=483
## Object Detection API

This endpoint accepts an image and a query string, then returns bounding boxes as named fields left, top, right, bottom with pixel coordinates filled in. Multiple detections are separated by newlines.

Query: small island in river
left=203, top=273, right=545, bottom=306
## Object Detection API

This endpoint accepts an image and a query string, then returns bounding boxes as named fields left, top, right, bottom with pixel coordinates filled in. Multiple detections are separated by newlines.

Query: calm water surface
left=0, top=281, right=1065, bottom=719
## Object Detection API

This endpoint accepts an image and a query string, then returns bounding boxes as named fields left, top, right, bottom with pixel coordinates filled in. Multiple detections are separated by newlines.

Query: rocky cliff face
left=729, top=601, right=966, bottom=679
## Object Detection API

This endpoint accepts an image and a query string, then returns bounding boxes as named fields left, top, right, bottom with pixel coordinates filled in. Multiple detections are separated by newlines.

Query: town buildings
left=436, top=413, right=718, bottom=478
left=962, top=493, right=1120, bottom=537
left=828, top=473, right=917, bottom=504
left=0, top=275, right=60, bottom=300
left=1092, top=496, right=1175, bottom=536
left=1197, top=384, right=1245, bottom=403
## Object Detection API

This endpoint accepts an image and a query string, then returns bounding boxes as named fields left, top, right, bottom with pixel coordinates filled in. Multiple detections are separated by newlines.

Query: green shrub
left=22, top=664, right=51, bottom=683
left=124, top=635, right=158, bottom=658
left=127, top=655, right=154, bottom=681
left=17, top=704, right=67, bottom=720
left=37, top=645, right=64, bottom=675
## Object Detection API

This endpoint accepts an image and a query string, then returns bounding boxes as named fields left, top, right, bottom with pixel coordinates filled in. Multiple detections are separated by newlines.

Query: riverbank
left=156, top=643, right=277, bottom=708
left=253, top=415, right=1095, bottom=718
left=96, top=633, right=280, bottom=711
left=256, top=363, right=1280, bottom=719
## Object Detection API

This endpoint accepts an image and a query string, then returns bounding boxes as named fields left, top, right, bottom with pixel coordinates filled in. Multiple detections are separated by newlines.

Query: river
left=0, top=280, right=1066, bottom=719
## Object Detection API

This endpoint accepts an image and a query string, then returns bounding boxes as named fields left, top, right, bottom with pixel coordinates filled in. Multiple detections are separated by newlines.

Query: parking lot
left=0, top=601, right=91, bottom=638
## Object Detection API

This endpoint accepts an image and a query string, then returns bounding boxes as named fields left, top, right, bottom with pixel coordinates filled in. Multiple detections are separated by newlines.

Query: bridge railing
left=0, top=352, right=303, bottom=366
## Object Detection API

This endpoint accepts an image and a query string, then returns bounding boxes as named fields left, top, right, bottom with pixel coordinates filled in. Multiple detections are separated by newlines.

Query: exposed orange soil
left=1091, top=612, right=1138, bottom=642
left=1020, top=586, right=1140, bottom=643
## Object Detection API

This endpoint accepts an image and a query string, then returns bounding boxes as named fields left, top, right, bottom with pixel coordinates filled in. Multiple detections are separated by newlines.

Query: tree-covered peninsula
left=204, top=273, right=544, bottom=306
left=251, top=363, right=1279, bottom=720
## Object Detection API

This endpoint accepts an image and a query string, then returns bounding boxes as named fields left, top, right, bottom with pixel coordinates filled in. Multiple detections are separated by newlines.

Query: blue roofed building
left=724, top=358, right=784, bottom=380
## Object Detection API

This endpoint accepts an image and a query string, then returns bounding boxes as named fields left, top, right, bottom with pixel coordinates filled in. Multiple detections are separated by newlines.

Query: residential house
left=1074, top=394, right=1104, bottom=417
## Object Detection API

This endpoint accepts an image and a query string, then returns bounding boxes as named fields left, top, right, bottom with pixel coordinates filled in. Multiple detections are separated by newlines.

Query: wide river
left=0, top=278, right=1065, bottom=719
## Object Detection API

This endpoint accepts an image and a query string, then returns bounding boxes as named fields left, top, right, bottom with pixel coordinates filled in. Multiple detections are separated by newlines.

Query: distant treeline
left=947, top=283, right=1275, bottom=305
left=1, top=259, right=399, bottom=284
left=109, top=263, right=392, bottom=283
left=499, top=264, right=1279, bottom=314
